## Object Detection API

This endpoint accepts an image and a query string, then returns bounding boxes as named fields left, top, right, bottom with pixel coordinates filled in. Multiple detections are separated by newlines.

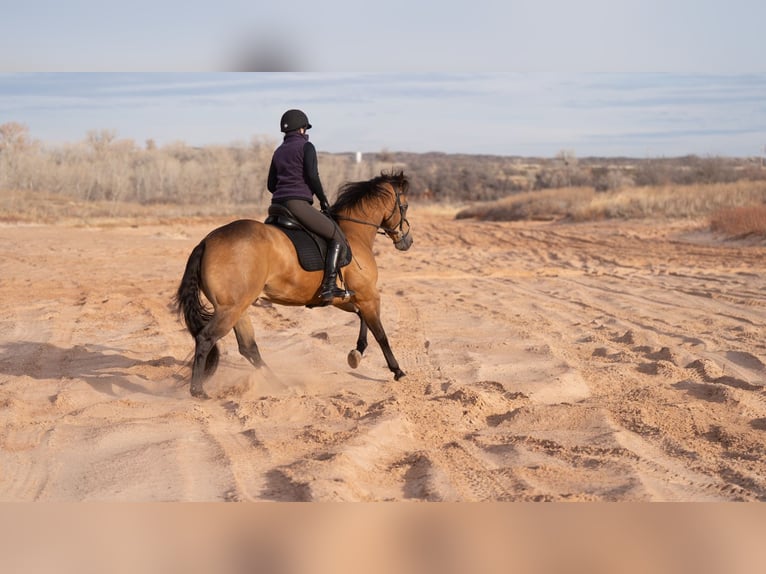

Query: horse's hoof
left=190, top=386, right=209, bottom=399
left=394, top=370, right=406, bottom=380
left=347, top=350, right=362, bottom=369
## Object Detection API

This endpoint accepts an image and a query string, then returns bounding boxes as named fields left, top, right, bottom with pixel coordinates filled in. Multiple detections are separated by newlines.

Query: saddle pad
left=266, top=218, right=353, bottom=272
left=278, top=226, right=326, bottom=271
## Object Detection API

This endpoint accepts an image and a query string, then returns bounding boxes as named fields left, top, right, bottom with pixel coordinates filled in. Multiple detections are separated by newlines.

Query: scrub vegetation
left=2, top=121, right=765, bottom=237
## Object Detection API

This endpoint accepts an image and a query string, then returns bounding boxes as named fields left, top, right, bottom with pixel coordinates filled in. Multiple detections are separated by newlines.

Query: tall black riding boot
left=319, top=240, right=354, bottom=302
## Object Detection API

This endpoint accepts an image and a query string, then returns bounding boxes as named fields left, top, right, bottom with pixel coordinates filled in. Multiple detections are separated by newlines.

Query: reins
left=334, top=183, right=410, bottom=238
left=334, top=214, right=388, bottom=234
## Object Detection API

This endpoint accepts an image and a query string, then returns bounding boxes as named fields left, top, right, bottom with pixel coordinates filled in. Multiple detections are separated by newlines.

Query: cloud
left=1, top=73, right=763, bottom=157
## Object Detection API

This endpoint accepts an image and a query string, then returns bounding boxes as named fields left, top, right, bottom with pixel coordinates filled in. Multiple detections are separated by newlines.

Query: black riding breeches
left=280, top=199, right=339, bottom=241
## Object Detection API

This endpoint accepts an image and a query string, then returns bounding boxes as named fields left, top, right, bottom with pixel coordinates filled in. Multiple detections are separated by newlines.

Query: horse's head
left=380, top=174, right=413, bottom=251
left=332, top=170, right=413, bottom=251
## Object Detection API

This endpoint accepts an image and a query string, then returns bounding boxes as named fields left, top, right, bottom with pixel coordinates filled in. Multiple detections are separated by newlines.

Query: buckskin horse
left=175, top=171, right=412, bottom=398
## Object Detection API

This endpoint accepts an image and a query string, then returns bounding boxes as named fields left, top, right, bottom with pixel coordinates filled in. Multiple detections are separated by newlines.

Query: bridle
left=335, top=182, right=411, bottom=242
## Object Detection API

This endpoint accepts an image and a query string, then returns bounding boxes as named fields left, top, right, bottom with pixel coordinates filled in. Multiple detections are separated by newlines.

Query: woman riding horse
left=267, top=109, right=351, bottom=302
left=175, top=170, right=413, bottom=398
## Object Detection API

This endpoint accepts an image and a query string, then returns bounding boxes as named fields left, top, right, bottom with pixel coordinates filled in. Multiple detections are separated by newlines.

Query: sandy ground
left=1, top=207, right=765, bottom=502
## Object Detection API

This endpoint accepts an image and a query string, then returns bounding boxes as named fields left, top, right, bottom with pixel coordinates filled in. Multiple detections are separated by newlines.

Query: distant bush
left=384, top=151, right=766, bottom=201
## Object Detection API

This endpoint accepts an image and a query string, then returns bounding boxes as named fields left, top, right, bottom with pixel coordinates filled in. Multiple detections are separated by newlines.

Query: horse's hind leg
left=234, top=315, right=265, bottom=369
left=191, top=306, right=240, bottom=398
left=191, top=336, right=217, bottom=399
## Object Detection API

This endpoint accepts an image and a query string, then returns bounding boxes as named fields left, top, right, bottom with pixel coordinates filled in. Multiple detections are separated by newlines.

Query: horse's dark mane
left=330, top=170, right=409, bottom=216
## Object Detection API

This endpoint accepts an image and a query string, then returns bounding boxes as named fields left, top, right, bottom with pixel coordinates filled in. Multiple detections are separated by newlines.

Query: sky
left=1, top=1, right=764, bottom=73
left=1, top=73, right=764, bottom=158
left=1, top=1, right=764, bottom=158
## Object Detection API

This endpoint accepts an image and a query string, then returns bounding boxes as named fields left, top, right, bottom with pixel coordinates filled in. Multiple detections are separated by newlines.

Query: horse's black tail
left=175, top=240, right=213, bottom=338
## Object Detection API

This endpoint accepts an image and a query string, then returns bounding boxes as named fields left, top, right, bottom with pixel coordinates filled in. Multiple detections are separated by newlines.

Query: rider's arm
left=303, top=142, right=329, bottom=210
left=267, top=159, right=277, bottom=193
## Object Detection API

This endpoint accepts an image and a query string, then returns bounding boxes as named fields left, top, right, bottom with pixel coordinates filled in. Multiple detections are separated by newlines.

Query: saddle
left=264, top=204, right=352, bottom=272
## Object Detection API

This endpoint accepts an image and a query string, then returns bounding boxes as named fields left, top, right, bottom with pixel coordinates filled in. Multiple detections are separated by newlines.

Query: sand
left=1, top=207, right=765, bottom=501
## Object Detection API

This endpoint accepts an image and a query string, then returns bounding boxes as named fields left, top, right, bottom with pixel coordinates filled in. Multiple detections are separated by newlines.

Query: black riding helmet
left=280, top=109, right=312, bottom=133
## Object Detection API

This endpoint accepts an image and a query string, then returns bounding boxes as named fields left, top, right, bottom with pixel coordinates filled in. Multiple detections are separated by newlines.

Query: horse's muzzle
left=394, top=231, right=413, bottom=251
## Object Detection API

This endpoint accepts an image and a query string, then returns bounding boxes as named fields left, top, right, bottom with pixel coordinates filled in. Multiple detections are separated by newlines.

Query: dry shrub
left=456, top=187, right=595, bottom=221
left=571, top=181, right=766, bottom=221
left=710, top=205, right=766, bottom=238
left=457, top=181, right=766, bottom=223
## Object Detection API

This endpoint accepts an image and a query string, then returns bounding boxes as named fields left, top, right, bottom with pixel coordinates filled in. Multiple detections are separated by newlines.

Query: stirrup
left=320, top=287, right=354, bottom=302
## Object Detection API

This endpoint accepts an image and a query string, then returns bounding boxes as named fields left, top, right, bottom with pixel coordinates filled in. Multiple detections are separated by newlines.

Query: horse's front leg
left=347, top=309, right=369, bottom=369
left=355, top=299, right=405, bottom=380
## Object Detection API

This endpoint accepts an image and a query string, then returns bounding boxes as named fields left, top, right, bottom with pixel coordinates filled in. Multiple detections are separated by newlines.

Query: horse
left=175, top=171, right=412, bottom=398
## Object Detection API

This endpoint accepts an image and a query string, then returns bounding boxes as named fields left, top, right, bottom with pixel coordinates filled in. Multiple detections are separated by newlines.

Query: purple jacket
left=267, top=132, right=328, bottom=206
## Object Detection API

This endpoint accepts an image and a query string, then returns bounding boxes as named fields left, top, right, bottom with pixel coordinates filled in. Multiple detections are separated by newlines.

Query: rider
left=267, top=109, right=353, bottom=302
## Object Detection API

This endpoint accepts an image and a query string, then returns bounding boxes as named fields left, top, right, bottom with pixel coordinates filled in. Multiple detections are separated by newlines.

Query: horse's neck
left=338, top=216, right=379, bottom=251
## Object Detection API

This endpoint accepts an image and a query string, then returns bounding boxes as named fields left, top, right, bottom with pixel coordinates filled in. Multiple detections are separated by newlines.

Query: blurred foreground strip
left=1, top=503, right=764, bottom=574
